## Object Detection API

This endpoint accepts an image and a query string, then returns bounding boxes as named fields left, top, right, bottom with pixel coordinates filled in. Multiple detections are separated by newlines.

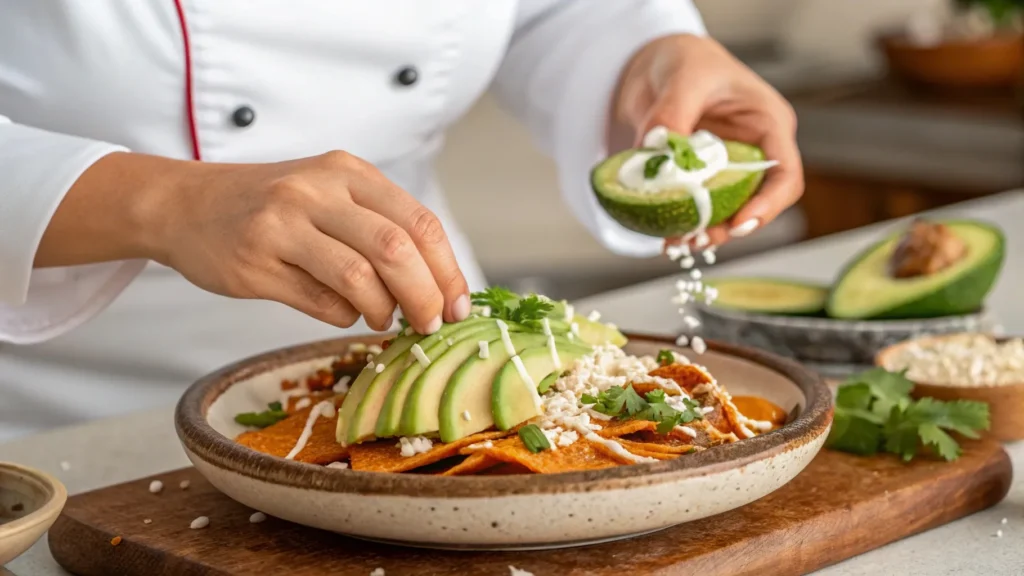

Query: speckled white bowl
left=0, top=462, right=67, bottom=565
left=176, top=333, right=832, bottom=550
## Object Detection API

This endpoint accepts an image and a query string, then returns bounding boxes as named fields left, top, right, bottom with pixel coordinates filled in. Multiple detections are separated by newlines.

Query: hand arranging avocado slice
left=591, top=127, right=777, bottom=238
left=701, top=219, right=1004, bottom=320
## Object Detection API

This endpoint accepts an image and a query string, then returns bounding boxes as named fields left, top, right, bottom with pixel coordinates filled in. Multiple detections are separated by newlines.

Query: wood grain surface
left=48, top=441, right=1011, bottom=576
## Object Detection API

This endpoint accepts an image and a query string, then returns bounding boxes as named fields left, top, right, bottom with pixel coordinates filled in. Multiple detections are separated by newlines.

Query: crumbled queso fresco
left=397, top=436, right=434, bottom=457
left=886, top=334, right=1024, bottom=386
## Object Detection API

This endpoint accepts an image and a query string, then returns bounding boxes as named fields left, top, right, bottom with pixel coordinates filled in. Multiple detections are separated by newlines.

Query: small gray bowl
left=693, top=304, right=995, bottom=377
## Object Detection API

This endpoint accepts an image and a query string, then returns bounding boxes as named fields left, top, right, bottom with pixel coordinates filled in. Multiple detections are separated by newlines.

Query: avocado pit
left=889, top=219, right=967, bottom=279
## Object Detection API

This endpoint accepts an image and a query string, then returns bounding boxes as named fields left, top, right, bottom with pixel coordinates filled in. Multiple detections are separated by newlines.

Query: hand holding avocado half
left=601, top=34, right=804, bottom=247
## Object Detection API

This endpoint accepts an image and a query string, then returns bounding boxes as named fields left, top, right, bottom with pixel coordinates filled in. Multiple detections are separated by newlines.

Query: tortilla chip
left=614, top=438, right=694, bottom=455
left=648, top=364, right=714, bottom=392
left=441, top=453, right=502, bottom=476
left=348, top=430, right=511, bottom=473
left=236, top=396, right=347, bottom=464
left=595, top=419, right=657, bottom=438
left=473, top=436, right=621, bottom=474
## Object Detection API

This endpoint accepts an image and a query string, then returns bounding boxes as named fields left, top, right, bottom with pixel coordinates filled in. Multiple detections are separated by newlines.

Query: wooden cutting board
left=48, top=440, right=1011, bottom=576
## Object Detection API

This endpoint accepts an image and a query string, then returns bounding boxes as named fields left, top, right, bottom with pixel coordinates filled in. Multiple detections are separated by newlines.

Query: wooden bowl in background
left=876, top=334, right=1024, bottom=442
left=878, top=32, right=1024, bottom=89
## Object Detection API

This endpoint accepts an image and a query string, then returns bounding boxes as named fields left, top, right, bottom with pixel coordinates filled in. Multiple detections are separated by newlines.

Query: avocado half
left=705, top=277, right=830, bottom=316
left=827, top=220, right=1004, bottom=320
left=591, top=141, right=767, bottom=238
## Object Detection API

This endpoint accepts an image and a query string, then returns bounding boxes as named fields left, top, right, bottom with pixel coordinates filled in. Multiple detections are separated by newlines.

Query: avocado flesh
left=492, top=343, right=592, bottom=431
left=591, top=141, right=767, bottom=238
left=400, top=327, right=516, bottom=436
left=437, top=333, right=550, bottom=443
left=346, top=318, right=495, bottom=443
left=375, top=319, right=513, bottom=438
left=705, top=277, right=829, bottom=316
left=827, top=220, right=1004, bottom=319
left=336, top=332, right=426, bottom=444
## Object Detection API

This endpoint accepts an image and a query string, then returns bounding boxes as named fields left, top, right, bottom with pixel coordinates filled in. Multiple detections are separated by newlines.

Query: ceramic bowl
left=877, top=334, right=1024, bottom=442
left=878, top=32, right=1024, bottom=89
left=175, top=333, right=832, bottom=550
left=0, top=462, right=68, bottom=565
left=695, top=304, right=994, bottom=377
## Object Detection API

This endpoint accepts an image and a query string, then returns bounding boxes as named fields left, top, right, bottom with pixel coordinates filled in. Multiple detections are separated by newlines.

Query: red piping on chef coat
left=172, top=0, right=202, bottom=161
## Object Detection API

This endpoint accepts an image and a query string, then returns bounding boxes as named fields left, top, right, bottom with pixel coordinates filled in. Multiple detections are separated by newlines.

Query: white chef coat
left=0, top=0, right=706, bottom=441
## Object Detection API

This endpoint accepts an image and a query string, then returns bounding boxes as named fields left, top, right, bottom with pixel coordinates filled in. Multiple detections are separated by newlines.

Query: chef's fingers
left=343, top=164, right=470, bottom=324
left=258, top=261, right=361, bottom=329
left=725, top=113, right=803, bottom=234
left=308, top=204, right=443, bottom=334
left=636, top=77, right=713, bottom=144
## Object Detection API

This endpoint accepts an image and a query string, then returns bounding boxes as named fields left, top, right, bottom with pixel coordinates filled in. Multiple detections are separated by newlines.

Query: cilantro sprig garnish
left=827, top=368, right=990, bottom=462
left=234, top=401, right=288, bottom=428
left=656, top=349, right=676, bottom=366
left=582, top=385, right=703, bottom=435
left=470, top=287, right=554, bottom=331
left=667, top=133, right=706, bottom=171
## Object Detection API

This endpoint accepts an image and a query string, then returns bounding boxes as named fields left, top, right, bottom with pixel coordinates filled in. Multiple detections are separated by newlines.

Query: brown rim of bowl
left=175, top=332, right=833, bottom=498
left=0, top=462, right=68, bottom=534
left=878, top=31, right=1024, bottom=50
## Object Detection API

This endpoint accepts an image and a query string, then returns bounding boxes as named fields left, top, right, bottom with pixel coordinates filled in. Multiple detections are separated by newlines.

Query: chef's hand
left=159, top=151, right=470, bottom=334
left=614, top=34, right=804, bottom=248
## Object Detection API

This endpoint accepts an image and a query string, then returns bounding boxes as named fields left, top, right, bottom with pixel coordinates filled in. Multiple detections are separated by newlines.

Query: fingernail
left=452, top=294, right=471, bottom=322
left=423, top=315, right=442, bottom=335
left=380, top=316, right=394, bottom=333
left=729, top=218, right=760, bottom=238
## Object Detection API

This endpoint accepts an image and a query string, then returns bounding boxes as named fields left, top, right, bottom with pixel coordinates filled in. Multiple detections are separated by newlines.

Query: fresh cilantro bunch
left=827, top=368, right=990, bottom=462
left=582, top=385, right=703, bottom=434
left=470, top=287, right=554, bottom=331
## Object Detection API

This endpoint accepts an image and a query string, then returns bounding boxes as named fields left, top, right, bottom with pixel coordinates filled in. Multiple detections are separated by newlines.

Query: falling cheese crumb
left=249, top=512, right=267, bottom=524
left=148, top=480, right=163, bottom=494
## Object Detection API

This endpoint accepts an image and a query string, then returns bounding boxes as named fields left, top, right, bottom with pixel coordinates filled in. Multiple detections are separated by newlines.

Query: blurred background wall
left=438, top=0, right=1024, bottom=299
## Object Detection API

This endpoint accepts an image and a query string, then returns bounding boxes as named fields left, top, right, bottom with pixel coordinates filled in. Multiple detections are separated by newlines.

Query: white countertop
left=3, top=190, right=1022, bottom=575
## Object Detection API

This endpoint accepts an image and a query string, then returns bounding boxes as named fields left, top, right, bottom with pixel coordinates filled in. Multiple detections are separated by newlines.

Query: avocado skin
left=590, top=143, right=766, bottom=239
left=826, top=220, right=1005, bottom=319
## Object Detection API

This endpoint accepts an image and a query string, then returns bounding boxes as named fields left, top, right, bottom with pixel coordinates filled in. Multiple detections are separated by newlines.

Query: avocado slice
left=704, top=277, right=829, bottom=316
left=335, top=331, right=422, bottom=444
left=399, top=326, right=513, bottom=436
left=437, top=332, right=550, bottom=443
left=374, top=319, right=511, bottom=438
left=492, top=342, right=592, bottom=431
left=345, top=318, right=492, bottom=444
left=827, top=220, right=1004, bottom=319
left=591, top=140, right=767, bottom=238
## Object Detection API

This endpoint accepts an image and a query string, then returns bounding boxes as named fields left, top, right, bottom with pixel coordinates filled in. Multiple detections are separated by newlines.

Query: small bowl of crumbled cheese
left=877, top=333, right=1024, bottom=441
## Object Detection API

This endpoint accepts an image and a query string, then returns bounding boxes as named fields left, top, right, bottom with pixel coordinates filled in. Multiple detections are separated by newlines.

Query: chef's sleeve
left=0, top=115, right=146, bottom=344
left=491, top=0, right=707, bottom=257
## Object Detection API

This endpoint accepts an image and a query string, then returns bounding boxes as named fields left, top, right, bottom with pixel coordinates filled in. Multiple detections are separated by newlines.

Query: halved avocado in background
left=705, top=277, right=830, bottom=316
left=827, top=220, right=1004, bottom=319
left=591, top=141, right=767, bottom=238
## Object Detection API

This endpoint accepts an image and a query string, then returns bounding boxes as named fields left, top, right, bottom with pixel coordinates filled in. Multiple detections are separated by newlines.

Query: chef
left=0, top=1, right=802, bottom=441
